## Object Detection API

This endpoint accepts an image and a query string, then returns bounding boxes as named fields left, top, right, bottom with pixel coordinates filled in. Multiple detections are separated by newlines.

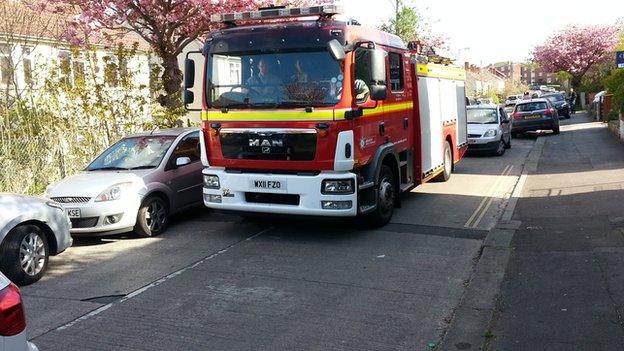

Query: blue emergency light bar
left=210, top=4, right=343, bottom=23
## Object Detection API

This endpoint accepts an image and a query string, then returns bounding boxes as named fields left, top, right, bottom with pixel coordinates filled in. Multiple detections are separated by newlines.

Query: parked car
left=511, top=99, right=560, bottom=137
left=541, top=93, right=570, bottom=119
left=466, top=105, right=512, bottom=156
left=46, top=128, right=203, bottom=237
left=0, top=272, right=38, bottom=351
left=505, top=95, right=522, bottom=105
left=0, top=194, right=72, bottom=286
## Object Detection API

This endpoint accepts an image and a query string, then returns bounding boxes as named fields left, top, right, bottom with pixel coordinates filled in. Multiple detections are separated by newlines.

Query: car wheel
left=363, top=165, right=396, bottom=228
left=0, top=225, right=49, bottom=286
left=434, top=141, right=453, bottom=182
left=135, top=196, right=169, bottom=237
left=494, top=138, right=506, bottom=156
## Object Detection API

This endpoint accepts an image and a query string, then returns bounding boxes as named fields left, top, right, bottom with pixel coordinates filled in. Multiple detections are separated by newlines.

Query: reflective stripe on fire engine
left=417, top=63, right=466, bottom=81
left=201, top=101, right=414, bottom=121
left=361, top=101, right=414, bottom=118
left=201, top=110, right=335, bottom=121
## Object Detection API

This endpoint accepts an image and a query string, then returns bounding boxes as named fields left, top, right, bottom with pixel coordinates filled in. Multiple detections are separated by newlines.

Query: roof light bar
left=210, top=4, right=344, bottom=23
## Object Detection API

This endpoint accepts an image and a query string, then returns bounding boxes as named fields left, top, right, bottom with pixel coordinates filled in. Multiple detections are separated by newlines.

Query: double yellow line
left=464, top=164, right=514, bottom=229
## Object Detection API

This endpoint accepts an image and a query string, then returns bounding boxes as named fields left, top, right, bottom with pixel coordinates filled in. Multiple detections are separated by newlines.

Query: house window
left=23, top=47, right=33, bottom=85
left=103, top=55, right=119, bottom=87
left=0, top=44, right=14, bottom=85
left=389, top=52, right=404, bottom=91
left=73, top=60, right=86, bottom=85
left=58, top=50, right=72, bottom=85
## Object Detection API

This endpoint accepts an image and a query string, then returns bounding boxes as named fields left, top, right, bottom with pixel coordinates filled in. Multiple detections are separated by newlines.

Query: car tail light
left=544, top=108, right=555, bottom=116
left=0, top=284, right=27, bottom=336
left=512, top=112, right=522, bottom=120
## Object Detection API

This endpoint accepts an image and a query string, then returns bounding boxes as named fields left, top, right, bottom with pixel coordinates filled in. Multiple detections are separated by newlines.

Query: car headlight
left=321, top=179, right=355, bottom=194
left=45, top=200, right=64, bottom=211
left=203, top=175, right=220, bottom=189
left=484, top=129, right=497, bottom=137
left=95, top=182, right=132, bottom=202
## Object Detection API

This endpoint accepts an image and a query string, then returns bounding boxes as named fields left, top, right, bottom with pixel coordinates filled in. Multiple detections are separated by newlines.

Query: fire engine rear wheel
left=364, top=165, right=396, bottom=228
left=434, top=141, right=453, bottom=182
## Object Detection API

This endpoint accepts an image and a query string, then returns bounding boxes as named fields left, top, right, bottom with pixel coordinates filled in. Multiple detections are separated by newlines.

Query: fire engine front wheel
left=363, top=165, right=396, bottom=228
left=434, top=141, right=453, bottom=182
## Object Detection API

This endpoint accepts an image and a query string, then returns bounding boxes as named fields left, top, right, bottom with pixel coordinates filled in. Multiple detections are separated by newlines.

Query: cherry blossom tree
left=38, top=0, right=272, bottom=112
left=533, top=25, right=619, bottom=90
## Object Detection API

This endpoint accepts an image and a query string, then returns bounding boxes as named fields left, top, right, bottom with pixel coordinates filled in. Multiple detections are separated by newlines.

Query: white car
left=0, top=272, right=38, bottom=351
left=0, top=194, right=72, bottom=286
left=46, top=128, right=203, bottom=237
left=466, top=105, right=512, bottom=156
left=505, top=95, right=521, bottom=105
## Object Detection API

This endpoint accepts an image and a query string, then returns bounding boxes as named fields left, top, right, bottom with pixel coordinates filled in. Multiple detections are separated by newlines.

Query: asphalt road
left=22, top=135, right=536, bottom=350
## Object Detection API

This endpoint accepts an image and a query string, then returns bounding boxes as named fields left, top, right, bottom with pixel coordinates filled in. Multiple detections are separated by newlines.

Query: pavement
left=488, top=114, right=624, bottom=350
left=22, top=122, right=608, bottom=350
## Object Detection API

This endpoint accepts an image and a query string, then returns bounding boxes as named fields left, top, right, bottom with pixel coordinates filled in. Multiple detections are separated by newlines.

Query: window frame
left=388, top=51, right=404, bottom=92
left=166, top=131, right=201, bottom=171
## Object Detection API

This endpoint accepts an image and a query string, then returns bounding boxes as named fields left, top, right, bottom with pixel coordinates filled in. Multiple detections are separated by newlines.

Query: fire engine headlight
left=483, top=129, right=497, bottom=138
left=203, top=175, right=220, bottom=189
left=321, top=179, right=354, bottom=194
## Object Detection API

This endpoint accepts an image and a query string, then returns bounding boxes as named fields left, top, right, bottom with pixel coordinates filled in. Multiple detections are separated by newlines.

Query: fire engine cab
left=184, top=4, right=468, bottom=226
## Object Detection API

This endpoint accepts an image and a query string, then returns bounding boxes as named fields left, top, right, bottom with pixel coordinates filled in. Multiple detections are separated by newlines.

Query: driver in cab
left=246, top=58, right=282, bottom=96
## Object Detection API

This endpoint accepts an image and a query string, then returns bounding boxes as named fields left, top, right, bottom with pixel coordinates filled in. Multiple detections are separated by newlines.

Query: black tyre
left=0, top=225, right=49, bottom=286
left=493, top=138, right=506, bottom=156
left=364, top=165, right=396, bottom=228
left=434, top=141, right=453, bottom=182
left=135, top=196, right=169, bottom=237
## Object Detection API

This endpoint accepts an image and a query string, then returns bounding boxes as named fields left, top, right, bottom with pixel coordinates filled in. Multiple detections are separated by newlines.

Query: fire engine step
left=358, top=181, right=374, bottom=191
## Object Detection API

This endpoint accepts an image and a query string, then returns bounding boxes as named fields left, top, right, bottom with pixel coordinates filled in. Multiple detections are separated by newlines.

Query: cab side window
left=389, top=52, right=404, bottom=91
left=171, top=132, right=200, bottom=164
left=499, top=108, right=507, bottom=122
left=354, top=47, right=371, bottom=103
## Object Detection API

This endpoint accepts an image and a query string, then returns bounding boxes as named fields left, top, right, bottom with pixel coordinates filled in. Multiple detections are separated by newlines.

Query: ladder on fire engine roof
left=210, top=4, right=346, bottom=25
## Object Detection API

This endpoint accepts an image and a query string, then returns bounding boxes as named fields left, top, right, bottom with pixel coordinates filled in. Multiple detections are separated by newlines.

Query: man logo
left=262, top=147, right=271, bottom=154
left=249, top=139, right=283, bottom=147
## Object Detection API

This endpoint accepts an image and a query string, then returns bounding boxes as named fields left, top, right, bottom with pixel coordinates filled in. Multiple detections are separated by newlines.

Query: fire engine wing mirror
left=369, top=49, right=387, bottom=101
left=184, top=58, right=195, bottom=89
left=184, top=50, right=203, bottom=111
left=327, top=39, right=345, bottom=61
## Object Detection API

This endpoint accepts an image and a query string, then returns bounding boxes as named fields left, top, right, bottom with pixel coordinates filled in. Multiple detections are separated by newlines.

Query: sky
left=341, top=0, right=624, bottom=66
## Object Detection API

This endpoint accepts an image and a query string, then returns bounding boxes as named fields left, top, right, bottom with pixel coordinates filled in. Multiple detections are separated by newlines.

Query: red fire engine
left=184, top=4, right=468, bottom=226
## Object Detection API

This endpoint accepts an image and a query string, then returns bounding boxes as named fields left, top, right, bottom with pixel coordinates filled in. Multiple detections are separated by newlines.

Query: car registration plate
left=525, top=114, right=541, bottom=120
left=66, top=208, right=81, bottom=218
left=251, top=179, right=286, bottom=191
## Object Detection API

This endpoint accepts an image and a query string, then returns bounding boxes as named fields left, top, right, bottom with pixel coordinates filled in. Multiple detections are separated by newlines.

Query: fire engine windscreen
left=207, top=51, right=343, bottom=108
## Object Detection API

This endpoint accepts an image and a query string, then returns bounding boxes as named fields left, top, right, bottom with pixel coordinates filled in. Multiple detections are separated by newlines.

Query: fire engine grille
left=51, top=196, right=91, bottom=203
left=220, top=130, right=316, bottom=161
left=70, top=217, right=99, bottom=228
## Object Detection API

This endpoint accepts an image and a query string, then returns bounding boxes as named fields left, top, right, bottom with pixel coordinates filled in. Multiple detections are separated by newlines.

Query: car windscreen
left=543, top=94, right=564, bottom=103
left=207, top=50, right=343, bottom=108
left=87, top=136, right=176, bottom=171
left=467, top=108, right=498, bottom=124
left=516, top=102, right=548, bottom=112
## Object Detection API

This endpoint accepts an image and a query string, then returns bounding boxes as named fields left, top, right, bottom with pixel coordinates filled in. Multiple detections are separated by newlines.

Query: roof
left=516, top=98, right=548, bottom=104
left=128, top=128, right=200, bottom=138
left=0, top=0, right=150, bottom=52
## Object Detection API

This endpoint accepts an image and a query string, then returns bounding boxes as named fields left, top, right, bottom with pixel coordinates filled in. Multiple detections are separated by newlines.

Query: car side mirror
left=176, top=157, right=191, bottom=167
left=368, top=49, right=387, bottom=101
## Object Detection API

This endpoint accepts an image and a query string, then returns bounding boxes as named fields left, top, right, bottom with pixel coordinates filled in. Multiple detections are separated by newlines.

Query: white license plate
left=66, top=208, right=81, bottom=218
left=251, top=179, right=286, bottom=191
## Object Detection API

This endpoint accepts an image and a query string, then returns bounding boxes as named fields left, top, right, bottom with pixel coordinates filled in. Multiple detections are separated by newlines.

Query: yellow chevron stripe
left=201, top=101, right=414, bottom=121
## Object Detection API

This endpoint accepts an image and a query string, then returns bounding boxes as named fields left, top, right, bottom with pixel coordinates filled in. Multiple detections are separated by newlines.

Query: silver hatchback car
left=0, top=194, right=72, bottom=286
left=46, top=128, right=204, bottom=237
